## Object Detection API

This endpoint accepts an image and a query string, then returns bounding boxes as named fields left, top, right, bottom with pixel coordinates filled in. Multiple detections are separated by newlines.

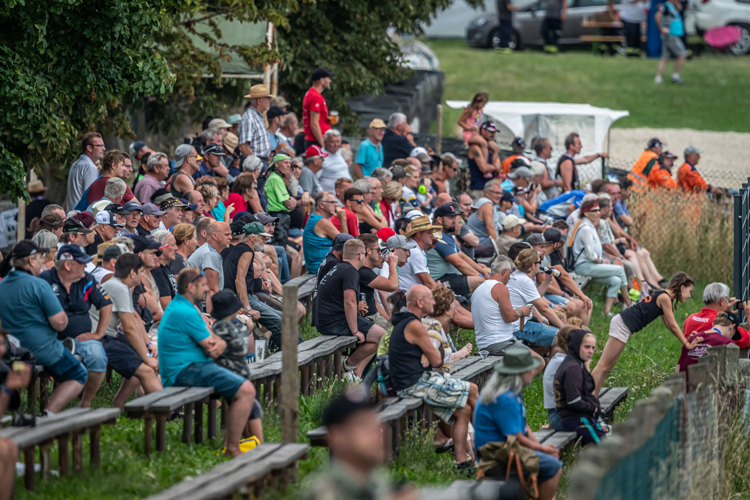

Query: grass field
left=15, top=282, right=710, bottom=500
left=426, top=39, right=750, bottom=135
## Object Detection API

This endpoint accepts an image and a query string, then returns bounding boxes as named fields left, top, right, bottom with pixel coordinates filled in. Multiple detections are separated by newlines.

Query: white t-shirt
left=619, top=0, right=647, bottom=23
left=318, top=149, right=352, bottom=194
left=471, top=279, right=517, bottom=350
left=90, top=277, right=134, bottom=337
left=91, top=266, right=114, bottom=285
left=507, top=270, right=541, bottom=330
left=397, top=244, right=428, bottom=291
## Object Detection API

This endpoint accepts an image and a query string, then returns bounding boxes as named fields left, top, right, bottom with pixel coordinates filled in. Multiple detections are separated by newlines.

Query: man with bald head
left=388, top=284, right=478, bottom=469
left=435, top=192, right=452, bottom=207
left=188, top=221, right=232, bottom=313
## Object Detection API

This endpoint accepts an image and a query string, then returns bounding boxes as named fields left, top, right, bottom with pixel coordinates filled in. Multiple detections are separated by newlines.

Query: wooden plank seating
left=143, top=443, right=310, bottom=500
left=0, top=407, right=120, bottom=491
left=285, top=273, right=316, bottom=306
left=250, top=335, right=358, bottom=400
left=124, top=386, right=216, bottom=455
left=598, top=386, right=629, bottom=423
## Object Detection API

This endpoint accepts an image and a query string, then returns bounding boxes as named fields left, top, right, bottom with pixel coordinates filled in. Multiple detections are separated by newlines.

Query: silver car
left=466, top=0, right=622, bottom=49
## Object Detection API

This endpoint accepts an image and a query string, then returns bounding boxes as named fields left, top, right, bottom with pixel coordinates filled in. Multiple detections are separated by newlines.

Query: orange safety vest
left=628, top=150, right=659, bottom=192
left=677, top=162, right=708, bottom=193
left=647, top=165, right=677, bottom=190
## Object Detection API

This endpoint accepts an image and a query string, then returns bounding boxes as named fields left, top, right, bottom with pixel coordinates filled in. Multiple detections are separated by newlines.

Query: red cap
left=376, top=227, right=396, bottom=242
left=305, top=145, right=329, bottom=159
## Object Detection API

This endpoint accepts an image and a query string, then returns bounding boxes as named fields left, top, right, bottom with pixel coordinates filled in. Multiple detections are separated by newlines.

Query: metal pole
left=436, top=104, right=443, bottom=155
left=280, top=283, right=299, bottom=444
left=734, top=189, right=741, bottom=308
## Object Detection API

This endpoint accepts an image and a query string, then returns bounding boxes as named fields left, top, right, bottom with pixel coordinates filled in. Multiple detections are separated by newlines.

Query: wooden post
left=436, top=104, right=443, bottom=155
left=281, top=283, right=299, bottom=444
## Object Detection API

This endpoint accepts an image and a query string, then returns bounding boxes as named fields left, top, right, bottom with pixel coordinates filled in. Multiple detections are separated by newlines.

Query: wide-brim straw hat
left=405, top=215, right=445, bottom=243
left=244, top=84, right=275, bottom=99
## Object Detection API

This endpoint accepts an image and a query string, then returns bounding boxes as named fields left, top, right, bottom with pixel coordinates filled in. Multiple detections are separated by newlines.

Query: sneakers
left=62, top=338, right=75, bottom=354
left=654, top=76, right=664, bottom=84
left=344, top=371, right=362, bottom=383
left=496, top=47, right=512, bottom=54
left=455, top=460, right=476, bottom=477
left=602, top=311, right=615, bottom=318
left=671, top=75, right=685, bottom=85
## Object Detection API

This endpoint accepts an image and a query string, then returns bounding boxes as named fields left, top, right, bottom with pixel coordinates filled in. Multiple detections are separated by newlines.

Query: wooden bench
left=308, top=355, right=503, bottom=462
left=125, top=386, right=217, bottom=455
left=285, top=273, right=316, bottom=306
left=250, top=335, right=358, bottom=400
left=0, top=407, right=120, bottom=491
left=143, top=443, right=310, bottom=500
left=598, top=386, right=629, bottom=423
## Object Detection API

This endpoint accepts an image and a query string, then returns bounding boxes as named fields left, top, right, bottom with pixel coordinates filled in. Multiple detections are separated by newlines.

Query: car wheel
left=490, top=28, right=501, bottom=49
left=511, top=31, right=522, bottom=51
left=729, top=23, right=750, bottom=55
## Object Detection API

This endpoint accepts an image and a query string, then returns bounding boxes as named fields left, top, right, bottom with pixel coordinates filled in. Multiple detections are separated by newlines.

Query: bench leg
left=58, top=433, right=69, bottom=476
left=254, top=478, right=265, bottom=499
left=220, top=398, right=227, bottom=430
left=301, top=365, right=310, bottom=396
left=72, top=431, right=83, bottom=473
left=183, top=402, right=194, bottom=445
left=40, top=443, right=51, bottom=481
left=208, top=398, right=217, bottom=440
left=195, top=400, right=204, bottom=444
left=27, top=378, right=39, bottom=415
left=382, top=425, right=393, bottom=465
left=334, top=351, right=342, bottom=377
left=144, top=417, right=153, bottom=455
left=156, top=416, right=167, bottom=452
left=23, top=447, right=35, bottom=491
left=273, top=377, right=280, bottom=400
left=90, top=425, right=101, bottom=468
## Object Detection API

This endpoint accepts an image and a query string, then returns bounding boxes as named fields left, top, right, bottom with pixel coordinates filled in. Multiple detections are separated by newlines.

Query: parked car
left=467, top=0, right=623, bottom=49
left=693, top=0, right=750, bottom=54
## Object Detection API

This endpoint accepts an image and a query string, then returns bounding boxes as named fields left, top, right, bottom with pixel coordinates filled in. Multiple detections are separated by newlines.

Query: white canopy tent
left=446, top=101, right=629, bottom=155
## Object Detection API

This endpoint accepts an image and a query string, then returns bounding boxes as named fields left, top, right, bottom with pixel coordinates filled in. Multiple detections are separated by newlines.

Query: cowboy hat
left=244, top=84, right=275, bottom=99
left=404, top=215, right=445, bottom=243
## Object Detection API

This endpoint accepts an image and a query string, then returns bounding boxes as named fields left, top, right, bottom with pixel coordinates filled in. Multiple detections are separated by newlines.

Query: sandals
left=435, top=438, right=454, bottom=454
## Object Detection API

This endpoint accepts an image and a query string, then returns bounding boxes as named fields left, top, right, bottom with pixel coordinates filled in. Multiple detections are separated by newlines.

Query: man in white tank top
left=470, top=256, right=546, bottom=373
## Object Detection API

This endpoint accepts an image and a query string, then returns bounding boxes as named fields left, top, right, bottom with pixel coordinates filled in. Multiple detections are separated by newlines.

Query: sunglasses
left=351, top=199, right=365, bottom=204
left=190, top=271, right=205, bottom=283
left=155, top=250, right=163, bottom=257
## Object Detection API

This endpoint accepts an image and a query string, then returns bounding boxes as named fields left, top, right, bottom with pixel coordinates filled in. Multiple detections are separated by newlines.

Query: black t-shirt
left=85, top=232, right=104, bottom=256
left=382, top=129, right=414, bottom=168
left=358, top=266, right=380, bottom=317
left=316, top=262, right=360, bottom=332
left=136, top=224, right=151, bottom=237
left=221, top=243, right=256, bottom=296
left=497, top=0, right=513, bottom=20
left=151, top=265, right=176, bottom=299
left=39, top=268, right=112, bottom=339
left=549, top=249, right=564, bottom=269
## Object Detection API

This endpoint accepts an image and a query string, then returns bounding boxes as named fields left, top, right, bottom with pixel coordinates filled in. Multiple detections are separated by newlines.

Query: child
left=458, top=92, right=489, bottom=147
left=211, top=289, right=264, bottom=442
left=654, top=0, right=687, bottom=84
left=677, top=311, right=735, bottom=381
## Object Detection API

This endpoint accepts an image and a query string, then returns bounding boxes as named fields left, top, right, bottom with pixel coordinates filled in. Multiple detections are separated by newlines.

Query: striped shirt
left=238, top=107, right=271, bottom=159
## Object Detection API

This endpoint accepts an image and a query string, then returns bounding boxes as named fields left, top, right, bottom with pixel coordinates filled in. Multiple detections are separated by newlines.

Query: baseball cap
left=208, top=118, right=230, bottom=130
left=11, top=240, right=48, bottom=259
left=332, top=233, right=354, bottom=252
left=129, top=141, right=147, bottom=157
left=270, top=96, right=290, bottom=108
left=102, top=244, right=127, bottom=262
left=526, top=233, right=546, bottom=247
left=509, top=156, right=532, bottom=171
left=72, top=211, right=95, bottom=229
left=151, top=189, right=173, bottom=206
left=159, top=198, right=188, bottom=211
left=376, top=227, right=396, bottom=242
left=106, top=203, right=131, bottom=216
left=433, top=202, right=464, bottom=218
left=405, top=209, right=424, bottom=220
left=179, top=198, right=198, bottom=211
left=661, top=151, right=678, bottom=159
left=501, top=190, right=519, bottom=203
left=322, top=393, right=376, bottom=428
left=410, top=147, right=429, bottom=158
left=311, top=67, right=335, bottom=81
left=267, top=106, right=289, bottom=122
left=480, top=121, right=497, bottom=133
left=386, top=234, right=418, bottom=250
left=140, top=203, right=166, bottom=216
left=543, top=228, right=564, bottom=243
left=511, top=137, right=526, bottom=149
left=126, top=234, right=162, bottom=253
left=305, top=144, right=329, bottom=159
left=684, top=145, right=703, bottom=156
left=244, top=222, right=272, bottom=237
left=508, top=166, right=533, bottom=180
left=174, top=144, right=194, bottom=168
left=647, top=138, right=665, bottom=149
left=94, top=211, right=125, bottom=228
left=56, top=244, right=93, bottom=264
left=501, top=215, right=525, bottom=230
left=63, top=218, right=93, bottom=235
left=391, top=166, right=406, bottom=181
left=441, top=152, right=462, bottom=168
left=226, top=114, right=242, bottom=126
left=203, top=143, right=225, bottom=156
left=369, top=118, right=386, bottom=129
left=251, top=212, right=279, bottom=225
left=122, top=201, right=144, bottom=213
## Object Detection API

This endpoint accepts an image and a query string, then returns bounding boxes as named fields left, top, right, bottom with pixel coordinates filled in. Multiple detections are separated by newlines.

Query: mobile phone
left=12, top=361, right=26, bottom=373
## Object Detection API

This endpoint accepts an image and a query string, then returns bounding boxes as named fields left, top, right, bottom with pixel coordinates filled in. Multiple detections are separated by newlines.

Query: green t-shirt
left=265, top=171, right=290, bottom=213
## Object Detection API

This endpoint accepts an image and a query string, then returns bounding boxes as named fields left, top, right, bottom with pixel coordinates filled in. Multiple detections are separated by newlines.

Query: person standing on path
left=654, top=0, right=687, bottom=84
left=496, top=0, right=518, bottom=54
left=541, top=0, right=567, bottom=54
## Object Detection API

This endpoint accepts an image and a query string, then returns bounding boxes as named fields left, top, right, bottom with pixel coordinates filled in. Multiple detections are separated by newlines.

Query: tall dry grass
left=627, top=190, right=734, bottom=285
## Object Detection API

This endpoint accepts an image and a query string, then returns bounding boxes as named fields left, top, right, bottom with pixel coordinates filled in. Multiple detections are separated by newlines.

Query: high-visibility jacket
left=677, top=162, right=708, bottom=193
left=628, top=150, right=659, bottom=192
left=647, top=165, right=677, bottom=190
left=501, top=154, right=522, bottom=175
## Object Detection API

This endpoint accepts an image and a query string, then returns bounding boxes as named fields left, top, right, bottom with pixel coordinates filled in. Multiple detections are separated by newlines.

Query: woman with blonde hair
left=168, top=223, right=197, bottom=275
left=380, top=181, right=403, bottom=228
left=458, top=92, right=489, bottom=145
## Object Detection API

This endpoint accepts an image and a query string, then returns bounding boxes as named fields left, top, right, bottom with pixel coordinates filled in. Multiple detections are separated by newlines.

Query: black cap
left=125, top=234, right=162, bottom=254
left=211, top=290, right=244, bottom=320
left=106, top=203, right=130, bottom=216
left=230, top=220, right=247, bottom=237
left=311, top=67, right=335, bottom=81
left=509, top=157, right=531, bottom=171
left=433, top=202, right=464, bottom=218
left=511, top=137, right=526, bottom=149
left=63, top=218, right=93, bottom=234
left=500, top=190, right=519, bottom=203
left=390, top=166, right=406, bottom=181
left=203, top=143, right=225, bottom=156
left=322, top=393, right=377, bottom=427
left=543, top=227, right=564, bottom=243
left=267, top=106, right=290, bottom=122
left=332, top=233, right=354, bottom=252
left=526, top=233, right=546, bottom=247
left=647, top=138, right=665, bottom=149
left=254, top=212, right=279, bottom=224
left=56, top=244, right=94, bottom=264
left=11, top=240, right=48, bottom=259
left=479, top=120, right=497, bottom=133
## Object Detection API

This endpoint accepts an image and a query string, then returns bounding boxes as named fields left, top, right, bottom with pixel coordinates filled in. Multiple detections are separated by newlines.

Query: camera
left=541, top=266, right=561, bottom=278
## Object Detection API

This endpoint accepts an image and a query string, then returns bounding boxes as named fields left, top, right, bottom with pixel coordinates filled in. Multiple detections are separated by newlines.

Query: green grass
left=426, top=39, right=750, bottom=135
left=14, top=282, right=708, bottom=499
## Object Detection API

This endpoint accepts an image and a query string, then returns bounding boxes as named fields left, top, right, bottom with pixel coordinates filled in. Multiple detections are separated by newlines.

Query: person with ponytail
left=591, top=272, right=703, bottom=394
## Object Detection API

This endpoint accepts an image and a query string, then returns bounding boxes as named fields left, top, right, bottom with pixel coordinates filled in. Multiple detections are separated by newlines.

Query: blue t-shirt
left=267, top=130, right=280, bottom=152
left=473, top=391, right=527, bottom=451
left=660, top=2, right=684, bottom=37
left=158, top=294, right=212, bottom=387
left=426, top=233, right=460, bottom=278
left=613, top=199, right=630, bottom=228
left=355, top=140, right=383, bottom=177
left=0, top=269, right=65, bottom=366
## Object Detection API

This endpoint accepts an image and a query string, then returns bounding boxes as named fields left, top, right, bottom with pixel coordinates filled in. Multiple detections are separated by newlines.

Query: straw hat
left=224, top=132, right=239, bottom=151
left=405, top=215, right=445, bottom=242
left=28, top=180, right=45, bottom=194
left=244, top=84, right=275, bottom=99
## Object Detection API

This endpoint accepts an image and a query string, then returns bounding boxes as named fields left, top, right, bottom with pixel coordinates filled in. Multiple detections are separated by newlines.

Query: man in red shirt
left=332, top=188, right=364, bottom=237
left=85, top=150, right=138, bottom=207
left=303, top=67, right=335, bottom=149
left=682, top=282, right=750, bottom=350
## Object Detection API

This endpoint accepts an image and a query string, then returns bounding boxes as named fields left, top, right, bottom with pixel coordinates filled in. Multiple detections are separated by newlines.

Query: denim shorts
left=544, top=294, right=570, bottom=307
left=47, top=349, right=88, bottom=385
left=175, top=362, right=247, bottom=400
left=514, top=321, right=558, bottom=347
left=535, top=450, right=562, bottom=482
left=74, top=339, right=108, bottom=372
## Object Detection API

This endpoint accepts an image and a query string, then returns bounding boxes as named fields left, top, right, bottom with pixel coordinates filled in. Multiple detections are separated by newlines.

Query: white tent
left=446, top=101, right=629, bottom=155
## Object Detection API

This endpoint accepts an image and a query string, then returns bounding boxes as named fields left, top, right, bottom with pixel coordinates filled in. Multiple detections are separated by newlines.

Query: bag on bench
left=477, top=436, right=540, bottom=499
left=376, top=354, right=397, bottom=397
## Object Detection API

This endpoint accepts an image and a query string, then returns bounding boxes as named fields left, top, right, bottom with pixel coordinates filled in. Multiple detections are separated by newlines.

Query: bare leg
left=467, top=275, right=485, bottom=293
left=0, top=439, right=17, bottom=500
left=591, top=337, right=627, bottom=395
left=539, top=467, right=562, bottom=500
left=347, top=326, right=385, bottom=377
left=113, top=376, right=141, bottom=409
left=451, top=405, right=472, bottom=463
left=603, top=296, right=616, bottom=315
left=621, top=286, right=633, bottom=306
left=674, top=55, right=686, bottom=74
left=78, top=371, right=106, bottom=408
left=244, top=418, right=264, bottom=443
left=297, top=302, right=306, bottom=324
left=47, top=381, right=84, bottom=413
left=638, top=248, right=663, bottom=283
left=225, top=382, right=255, bottom=457
left=529, top=349, right=546, bottom=377
left=656, top=57, right=668, bottom=79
